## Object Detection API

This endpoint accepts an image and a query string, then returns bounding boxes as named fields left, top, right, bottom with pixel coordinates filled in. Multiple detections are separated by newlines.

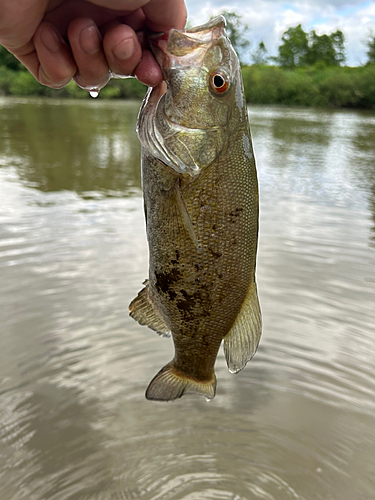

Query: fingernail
left=40, top=25, right=61, bottom=53
left=80, top=25, right=101, bottom=55
left=113, top=38, right=135, bottom=61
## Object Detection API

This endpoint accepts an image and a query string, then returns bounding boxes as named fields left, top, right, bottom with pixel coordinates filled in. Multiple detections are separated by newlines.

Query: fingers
left=134, top=49, right=163, bottom=87
left=68, top=17, right=156, bottom=89
left=3, top=0, right=187, bottom=90
left=67, top=18, right=110, bottom=90
left=31, top=22, right=77, bottom=88
left=15, top=1, right=184, bottom=91
left=67, top=17, right=163, bottom=88
left=102, top=23, right=142, bottom=78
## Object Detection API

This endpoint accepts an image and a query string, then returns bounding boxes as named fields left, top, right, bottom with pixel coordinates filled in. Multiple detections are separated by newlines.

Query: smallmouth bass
left=129, top=16, right=261, bottom=401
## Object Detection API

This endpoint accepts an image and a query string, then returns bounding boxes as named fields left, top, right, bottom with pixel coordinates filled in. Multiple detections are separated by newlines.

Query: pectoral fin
left=224, top=282, right=262, bottom=373
left=129, top=281, right=171, bottom=338
left=175, top=181, right=202, bottom=252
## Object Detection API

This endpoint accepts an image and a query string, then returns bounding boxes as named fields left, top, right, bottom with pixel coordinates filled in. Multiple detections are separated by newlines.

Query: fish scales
left=129, top=16, right=261, bottom=401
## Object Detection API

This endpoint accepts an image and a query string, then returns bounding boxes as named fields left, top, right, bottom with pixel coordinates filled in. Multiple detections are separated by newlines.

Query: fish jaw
left=148, top=16, right=227, bottom=80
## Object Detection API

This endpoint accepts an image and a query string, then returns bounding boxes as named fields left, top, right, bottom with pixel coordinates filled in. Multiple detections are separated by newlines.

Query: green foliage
left=2, top=62, right=375, bottom=109
left=355, top=64, right=375, bottom=108
left=104, top=77, right=146, bottom=99
left=0, top=46, right=24, bottom=71
left=63, top=81, right=90, bottom=98
left=218, top=11, right=250, bottom=63
left=278, top=25, right=309, bottom=67
left=8, top=71, right=48, bottom=96
left=305, top=30, right=345, bottom=66
left=242, top=64, right=375, bottom=109
left=242, top=65, right=320, bottom=106
left=367, top=31, right=375, bottom=64
left=0, top=67, right=13, bottom=94
left=330, top=30, right=346, bottom=65
left=315, top=67, right=361, bottom=107
left=252, top=42, right=268, bottom=65
left=277, top=25, right=345, bottom=67
left=0, top=67, right=147, bottom=99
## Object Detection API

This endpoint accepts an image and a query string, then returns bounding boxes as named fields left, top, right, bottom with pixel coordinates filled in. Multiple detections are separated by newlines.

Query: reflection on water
left=0, top=98, right=141, bottom=196
left=0, top=98, right=375, bottom=500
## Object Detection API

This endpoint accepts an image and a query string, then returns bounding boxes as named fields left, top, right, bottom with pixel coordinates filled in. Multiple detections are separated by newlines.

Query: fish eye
left=209, top=70, right=230, bottom=94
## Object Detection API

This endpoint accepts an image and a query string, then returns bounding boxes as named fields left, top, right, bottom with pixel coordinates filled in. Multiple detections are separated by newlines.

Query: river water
left=0, top=98, right=374, bottom=500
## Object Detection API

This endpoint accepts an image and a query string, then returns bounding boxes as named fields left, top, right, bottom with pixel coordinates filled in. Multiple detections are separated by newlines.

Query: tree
left=277, top=25, right=346, bottom=67
left=277, top=25, right=309, bottom=67
left=366, top=32, right=375, bottom=63
left=330, top=30, right=346, bottom=65
left=306, top=30, right=345, bottom=66
left=218, top=11, right=250, bottom=64
left=306, top=32, right=335, bottom=65
left=252, top=41, right=268, bottom=65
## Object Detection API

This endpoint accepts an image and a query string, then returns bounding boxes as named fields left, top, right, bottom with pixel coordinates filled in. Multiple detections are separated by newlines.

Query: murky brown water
left=1, top=97, right=374, bottom=500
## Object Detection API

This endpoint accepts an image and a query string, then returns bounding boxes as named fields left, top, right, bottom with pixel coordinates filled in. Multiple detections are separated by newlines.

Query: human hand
left=0, top=0, right=186, bottom=90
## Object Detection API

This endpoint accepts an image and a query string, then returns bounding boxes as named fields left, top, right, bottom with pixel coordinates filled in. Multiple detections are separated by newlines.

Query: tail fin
left=145, top=362, right=216, bottom=401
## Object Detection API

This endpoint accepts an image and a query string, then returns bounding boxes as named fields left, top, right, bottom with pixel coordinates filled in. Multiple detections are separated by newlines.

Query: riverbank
left=242, top=64, right=375, bottom=109
left=1, top=63, right=374, bottom=109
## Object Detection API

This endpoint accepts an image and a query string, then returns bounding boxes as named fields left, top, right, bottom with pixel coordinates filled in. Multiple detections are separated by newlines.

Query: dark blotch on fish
left=155, top=269, right=180, bottom=301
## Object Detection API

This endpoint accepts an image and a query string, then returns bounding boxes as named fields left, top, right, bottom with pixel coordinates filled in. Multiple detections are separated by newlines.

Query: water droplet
left=89, top=90, right=99, bottom=98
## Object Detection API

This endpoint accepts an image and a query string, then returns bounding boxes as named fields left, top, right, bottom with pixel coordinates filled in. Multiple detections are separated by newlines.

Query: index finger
left=142, top=0, right=187, bottom=32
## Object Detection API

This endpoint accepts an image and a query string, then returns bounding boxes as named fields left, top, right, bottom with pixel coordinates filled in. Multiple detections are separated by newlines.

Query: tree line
left=221, top=11, right=375, bottom=67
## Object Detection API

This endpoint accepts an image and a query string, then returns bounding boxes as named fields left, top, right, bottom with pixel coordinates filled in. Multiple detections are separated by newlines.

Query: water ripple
left=1, top=101, right=375, bottom=500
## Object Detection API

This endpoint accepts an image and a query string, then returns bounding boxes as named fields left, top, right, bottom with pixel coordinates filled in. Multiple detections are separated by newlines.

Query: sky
left=185, top=0, right=375, bottom=66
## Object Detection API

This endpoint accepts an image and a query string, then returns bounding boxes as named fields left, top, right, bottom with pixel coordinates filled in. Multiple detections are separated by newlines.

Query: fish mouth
left=148, top=16, right=226, bottom=77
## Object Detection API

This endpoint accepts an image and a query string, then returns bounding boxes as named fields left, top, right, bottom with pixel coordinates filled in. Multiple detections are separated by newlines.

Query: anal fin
left=129, top=281, right=171, bottom=338
left=224, top=282, right=262, bottom=373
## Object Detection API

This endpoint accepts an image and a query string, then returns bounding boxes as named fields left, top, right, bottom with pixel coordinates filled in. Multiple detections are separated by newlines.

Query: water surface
left=1, top=98, right=374, bottom=500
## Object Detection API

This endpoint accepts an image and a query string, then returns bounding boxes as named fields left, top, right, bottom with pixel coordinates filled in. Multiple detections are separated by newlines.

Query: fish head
left=138, top=16, right=247, bottom=177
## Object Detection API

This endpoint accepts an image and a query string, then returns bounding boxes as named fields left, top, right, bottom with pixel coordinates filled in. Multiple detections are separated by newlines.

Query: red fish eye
left=210, top=71, right=229, bottom=94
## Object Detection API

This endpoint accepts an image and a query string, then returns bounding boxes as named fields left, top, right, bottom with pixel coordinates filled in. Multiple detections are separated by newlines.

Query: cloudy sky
left=185, top=0, right=375, bottom=66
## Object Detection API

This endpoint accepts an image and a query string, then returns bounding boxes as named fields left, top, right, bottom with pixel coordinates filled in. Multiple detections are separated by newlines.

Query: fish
left=129, top=16, right=261, bottom=401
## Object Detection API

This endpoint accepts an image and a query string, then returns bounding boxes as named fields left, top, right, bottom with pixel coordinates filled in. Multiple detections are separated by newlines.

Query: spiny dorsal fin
left=129, top=281, right=171, bottom=338
left=146, top=361, right=216, bottom=401
left=224, top=282, right=262, bottom=373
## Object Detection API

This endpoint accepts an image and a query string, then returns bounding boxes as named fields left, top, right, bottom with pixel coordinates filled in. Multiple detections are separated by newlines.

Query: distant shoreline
left=1, top=64, right=374, bottom=110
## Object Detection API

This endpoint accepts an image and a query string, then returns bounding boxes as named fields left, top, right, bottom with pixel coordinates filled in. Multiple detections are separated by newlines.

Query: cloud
left=185, top=0, right=375, bottom=65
